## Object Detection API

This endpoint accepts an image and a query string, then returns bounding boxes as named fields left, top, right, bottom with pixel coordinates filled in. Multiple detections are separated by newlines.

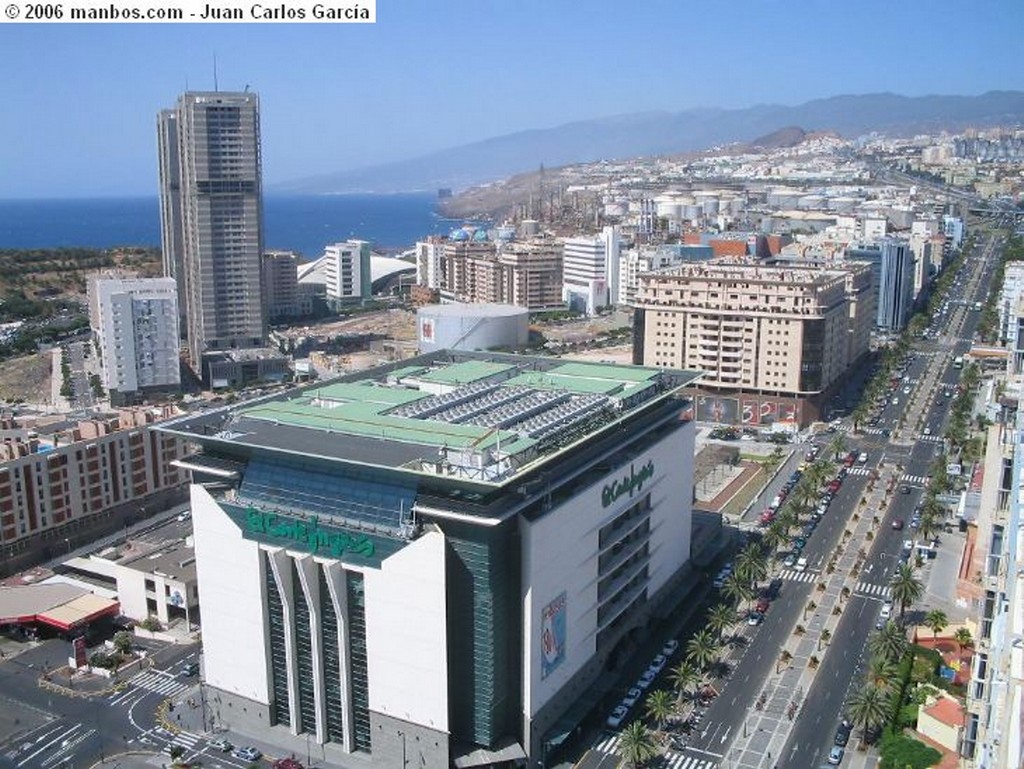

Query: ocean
left=0, top=193, right=467, bottom=259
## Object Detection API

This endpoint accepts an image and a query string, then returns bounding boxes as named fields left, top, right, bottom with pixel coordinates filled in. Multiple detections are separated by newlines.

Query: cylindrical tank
left=417, top=303, right=530, bottom=353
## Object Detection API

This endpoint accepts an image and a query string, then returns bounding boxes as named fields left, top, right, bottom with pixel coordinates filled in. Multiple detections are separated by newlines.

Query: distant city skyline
left=2, top=0, right=1023, bottom=199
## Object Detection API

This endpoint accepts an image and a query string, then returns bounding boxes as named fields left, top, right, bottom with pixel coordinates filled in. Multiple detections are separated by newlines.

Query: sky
left=1, top=0, right=1022, bottom=199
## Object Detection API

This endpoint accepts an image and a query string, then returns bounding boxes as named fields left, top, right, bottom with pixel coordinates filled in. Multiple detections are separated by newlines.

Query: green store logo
left=245, top=506, right=375, bottom=559
left=601, top=460, right=655, bottom=508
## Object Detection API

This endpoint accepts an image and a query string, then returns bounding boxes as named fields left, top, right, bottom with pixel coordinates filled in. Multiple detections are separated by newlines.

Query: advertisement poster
left=540, top=592, right=567, bottom=679
left=760, top=400, right=778, bottom=424
left=741, top=397, right=759, bottom=425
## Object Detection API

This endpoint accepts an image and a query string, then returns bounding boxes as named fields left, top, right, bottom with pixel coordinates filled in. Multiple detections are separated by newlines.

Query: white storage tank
left=418, top=303, right=530, bottom=353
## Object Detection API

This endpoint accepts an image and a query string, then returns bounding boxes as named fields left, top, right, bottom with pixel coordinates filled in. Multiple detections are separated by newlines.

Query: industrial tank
left=417, top=303, right=530, bottom=352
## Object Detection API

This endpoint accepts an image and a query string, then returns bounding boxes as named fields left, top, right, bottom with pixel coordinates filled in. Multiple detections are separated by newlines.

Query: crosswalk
left=593, top=735, right=714, bottom=769
left=663, top=749, right=716, bottom=769
left=163, top=731, right=201, bottom=754
left=856, top=582, right=891, bottom=599
left=777, top=569, right=818, bottom=583
left=845, top=466, right=872, bottom=477
left=919, top=434, right=943, bottom=443
left=900, top=474, right=929, bottom=485
left=123, top=669, right=189, bottom=699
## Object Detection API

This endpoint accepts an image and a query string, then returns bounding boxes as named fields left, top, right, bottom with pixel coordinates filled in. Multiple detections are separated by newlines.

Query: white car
left=232, top=747, right=262, bottom=762
left=650, top=654, right=667, bottom=672
left=794, top=557, right=808, bottom=573
left=622, top=687, right=642, bottom=707
left=606, top=704, right=629, bottom=728
left=662, top=639, right=679, bottom=656
left=880, top=602, right=893, bottom=620
left=638, top=669, right=657, bottom=689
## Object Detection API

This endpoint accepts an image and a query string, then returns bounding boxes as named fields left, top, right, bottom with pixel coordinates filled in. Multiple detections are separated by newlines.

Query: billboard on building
left=540, top=592, right=567, bottom=679
left=696, top=395, right=738, bottom=424
left=741, top=397, right=759, bottom=425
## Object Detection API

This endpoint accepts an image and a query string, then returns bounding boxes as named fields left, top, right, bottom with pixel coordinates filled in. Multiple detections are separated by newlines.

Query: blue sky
left=1, top=0, right=1022, bottom=198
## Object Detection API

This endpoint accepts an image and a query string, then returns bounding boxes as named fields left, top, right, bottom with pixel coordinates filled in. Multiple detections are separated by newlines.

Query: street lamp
left=396, top=730, right=407, bottom=769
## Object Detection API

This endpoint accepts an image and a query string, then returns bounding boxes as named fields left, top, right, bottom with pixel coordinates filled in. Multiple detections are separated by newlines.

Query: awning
left=451, top=737, right=527, bottom=769
left=0, top=583, right=119, bottom=631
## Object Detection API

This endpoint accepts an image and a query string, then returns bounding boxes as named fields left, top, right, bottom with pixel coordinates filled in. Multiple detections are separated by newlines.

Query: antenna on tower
left=213, top=52, right=219, bottom=92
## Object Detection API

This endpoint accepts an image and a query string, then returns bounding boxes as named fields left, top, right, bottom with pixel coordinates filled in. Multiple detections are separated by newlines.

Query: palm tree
left=776, top=649, right=793, bottom=673
left=865, top=655, right=900, bottom=692
left=818, top=628, right=832, bottom=651
left=668, top=661, right=700, bottom=707
left=617, top=721, right=658, bottom=768
left=706, top=603, right=736, bottom=643
left=721, top=573, right=755, bottom=611
left=762, top=523, right=788, bottom=554
left=953, top=627, right=973, bottom=655
left=869, top=621, right=908, bottom=663
left=736, top=543, right=768, bottom=588
left=828, top=433, right=846, bottom=463
left=918, top=513, right=941, bottom=544
left=924, top=609, right=948, bottom=642
left=847, top=684, right=891, bottom=741
left=889, top=563, right=924, bottom=620
left=644, top=689, right=675, bottom=732
left=685, top=629, right=719, bottom=677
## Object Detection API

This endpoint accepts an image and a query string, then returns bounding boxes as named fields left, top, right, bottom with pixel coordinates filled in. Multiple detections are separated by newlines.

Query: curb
left=88, top=751, right=160, bottom=769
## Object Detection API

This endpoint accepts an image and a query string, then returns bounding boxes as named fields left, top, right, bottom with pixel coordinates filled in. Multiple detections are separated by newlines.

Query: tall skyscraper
left=157, top=91, right=267, bottom=376
left=156, top=109, right=185, bottom=326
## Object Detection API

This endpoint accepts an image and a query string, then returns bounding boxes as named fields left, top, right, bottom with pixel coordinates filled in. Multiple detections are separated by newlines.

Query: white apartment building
left=323, top=241, right=372, bottom=305
left=415, top=238, right=444, bottom=289
left=999, top=263, right=1024, bottom=347
left=618, top=247, right=684, bottom=306
left=88, top=276, right=180, bottom=403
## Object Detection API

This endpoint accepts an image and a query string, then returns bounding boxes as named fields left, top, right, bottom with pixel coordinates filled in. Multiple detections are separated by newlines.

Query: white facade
left=1000, top=263, right=1024, bottom=346
left=601, top=226, right=621, bottom=308
left=89, top=276, right=180, bottom=396
left=521, top=424, right=693, bottom=716
left=415, top=239, right=444, bottom=289
left=562, top=235, right=608, bottom=315
left=324, top=240, right=371, bottom=302
left=618, top=246, right=682, bottom=306
left=862, top=217, right=888, bottom=240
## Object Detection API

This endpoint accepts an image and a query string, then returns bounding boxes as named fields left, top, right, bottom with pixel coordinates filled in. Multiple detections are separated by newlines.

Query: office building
left=561, top=228, right=621, bottom=315
left=156, top=352, right=699, bottom=769
left=158, top=91, right=266, bottom=376
left=876, top=239, right=915, bottom=331
left=323, top=240, right=372, bottom=307
left=87, top=276, right=181, bottom=404
left=633, top=261, right=870, bottom=425
left=0, top=408, right=188, bottom=577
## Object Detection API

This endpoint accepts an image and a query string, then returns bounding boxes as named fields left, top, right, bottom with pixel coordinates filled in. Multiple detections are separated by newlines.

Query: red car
left=756, top=597, right=770, bottom=613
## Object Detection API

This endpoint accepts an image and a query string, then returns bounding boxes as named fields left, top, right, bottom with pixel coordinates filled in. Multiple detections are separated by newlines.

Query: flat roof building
left=157, top=352, right=701, bottom=768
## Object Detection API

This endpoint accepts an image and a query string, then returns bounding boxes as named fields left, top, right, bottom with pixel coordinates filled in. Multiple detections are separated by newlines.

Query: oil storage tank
left=418, top=303, right=529, bottom=352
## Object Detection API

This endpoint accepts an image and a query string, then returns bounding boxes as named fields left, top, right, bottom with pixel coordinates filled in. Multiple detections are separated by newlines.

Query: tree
left=706, top=603, right=736, bottom=644
left=924, top=609, right=948, bottom=642
left=721, top=573, right=755, bottom=610
left=819, top=628, right=832, bottom=650
left=828, top=433, right=846, bottom=462
left=112, top=631, right=133, bottom=656
left=953, top=627, right=973, bottom=655
left=685, top=629, right=719, bottom=676
left=847, top=683, right=891, bottom=741
left=776, top=649, right=793, bottom=673
left=865, top=656, right=900, bottom=692
left=762, top=523, right=788, bottom=554
left=617, top=721, right=658, bottom=768
left=869, top=622, right=908, bottom=664
left=668, top=661, right=700, bottom=707
left=735, top=543, right=768, bottom=588
left=644, top=689, right=675, bottom=732
left=889, top=563, right=924, bottom=620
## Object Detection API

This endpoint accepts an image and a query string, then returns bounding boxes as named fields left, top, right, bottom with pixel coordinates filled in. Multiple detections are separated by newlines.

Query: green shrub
left=878, top=732, right=942, bottom=769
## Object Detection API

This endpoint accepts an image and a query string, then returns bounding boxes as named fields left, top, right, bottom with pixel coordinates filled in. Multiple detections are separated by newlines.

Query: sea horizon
left=0, top=192, right=470, bottom=259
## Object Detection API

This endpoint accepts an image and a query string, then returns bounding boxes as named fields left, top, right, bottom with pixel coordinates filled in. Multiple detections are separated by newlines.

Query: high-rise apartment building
left=87, top=276, right=181, bottom=404
left=262, top=251, right=303, bottom=320
left=156, top=110, right=185, bottom=326
left=158, top=91, right=266, bottom=376
left=433, top=238, right=564, bottom=311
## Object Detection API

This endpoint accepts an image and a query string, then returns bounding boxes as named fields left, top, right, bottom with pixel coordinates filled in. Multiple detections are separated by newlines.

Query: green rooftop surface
left=313, top=381, right=428, bottom=408
left=242, top=401, right=528, bottom=453
left=386, top=365, right=429, bottom=380
left=413, top=360, right=516, bottom=384
left=549, top=361, right=661, bottom=383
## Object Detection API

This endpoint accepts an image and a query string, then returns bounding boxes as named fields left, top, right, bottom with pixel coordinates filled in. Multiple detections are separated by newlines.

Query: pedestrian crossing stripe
left=856, top=582, right=891, bottom=599
left=919, top=434, right=943, bottom=443
left=845, top=466, right=872, bottom=476
left=664, top=750, right=715, bottom=769
left=171, top=732, right=200, bottom=748
left=900, top=474, right=929, bottom=485
left=128, top=670, right=189, bottom=698
left=777, top=569, right=818, bottom=582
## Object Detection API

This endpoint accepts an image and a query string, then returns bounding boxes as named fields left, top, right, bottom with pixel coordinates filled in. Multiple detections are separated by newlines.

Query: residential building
left=156, top=109, right=185, bottom=327
left=415, top=237, right=445, bottom=290
left=562, top=235, right=608, bottom=314
left=0, top=408, right=189, bottom=577
left=262, top=251, right=303, bottom=320
left=998, top=262, right=1024, bottom=348
left=633, top=260, right=870, bottom=425
left=323, top=240, right=372, bottom=307
left=158, top=91, right=266, bottom=376
left=87, top=276, right=181, bottom=404
left=156, top=352, right=700, bottom=769
left=876, top=239, right=915, bottom=331
left=436, top=238, right=564, bottom=311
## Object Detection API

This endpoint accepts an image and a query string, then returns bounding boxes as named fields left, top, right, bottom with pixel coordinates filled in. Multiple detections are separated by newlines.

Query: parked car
left=606, top=704, right=629, bottom=728
left=783, top=553, right=798, bottom=567
left=827, top=745, right=845, bottom=765
left=638, top=669, right=657, bottom=689
left=746, top=611, right=763, bottom=626
left=794, top=557, right=808, bottom=573
left=650, top=654, right=667, bottom=672
left=880, top=601, right=893, bottom=620
left=834, top=719, right=853, bottom=747
left=232, top=747, right=262, bottom=762
left=622, top=687, right=642, bottom=707
left=755, top=597, right=770, bottom=613
left=765, top=578, right=783, bottom=599
left=208, top=739, right=234, bottom=753
left=662, top=639, right=679, bottom=656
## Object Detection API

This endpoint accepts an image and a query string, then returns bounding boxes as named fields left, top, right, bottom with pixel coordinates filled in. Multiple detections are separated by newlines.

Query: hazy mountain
left=275, top=91, right=1024, bottom=194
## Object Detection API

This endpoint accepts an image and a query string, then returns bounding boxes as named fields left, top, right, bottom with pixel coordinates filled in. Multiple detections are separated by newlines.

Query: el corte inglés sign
left=601, top=460, right=655, bottom=508
left=245, top=505, right=375, bottom=559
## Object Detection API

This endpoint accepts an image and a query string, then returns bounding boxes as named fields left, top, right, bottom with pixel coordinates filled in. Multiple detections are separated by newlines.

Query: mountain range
left=275, top=91, right=1024, bottom=195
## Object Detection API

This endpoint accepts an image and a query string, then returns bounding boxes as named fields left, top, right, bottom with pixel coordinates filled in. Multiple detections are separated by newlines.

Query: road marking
left=17, top=724, right=82, bottom=767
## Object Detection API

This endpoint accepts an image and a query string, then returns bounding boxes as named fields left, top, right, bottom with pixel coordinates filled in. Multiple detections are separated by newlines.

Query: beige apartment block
left=635, top=261, right=871, bottom=399
left=438, top=239, right=564, bottom=311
